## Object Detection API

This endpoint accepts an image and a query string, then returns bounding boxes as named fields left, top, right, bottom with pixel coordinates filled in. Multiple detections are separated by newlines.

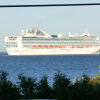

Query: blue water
left=0, top=53, right=100, bottom=84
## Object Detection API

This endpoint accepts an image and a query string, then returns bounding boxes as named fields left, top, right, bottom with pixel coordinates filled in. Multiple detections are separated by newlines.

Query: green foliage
left=80, top=75, right=90, bottom=84
left=36, top=76, right=53, bottom=98
left=1, top=71, right=100, bottom=100
left=53, top=71, right=70, bottom=100
left=0, top=71, right=8, bottom=81
left=70, top=75, right=94, bottom=100
left=0, top=71, right=20, bottom=100
left=18, top=73, right=37, bottom=99
left=89, top=75, right=100, bottom=99
left=89, top=75, right=100, bottom=85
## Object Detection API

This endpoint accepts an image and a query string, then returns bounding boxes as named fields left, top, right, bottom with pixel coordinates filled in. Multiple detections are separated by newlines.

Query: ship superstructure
left=4, top=28, right=100, bottom=55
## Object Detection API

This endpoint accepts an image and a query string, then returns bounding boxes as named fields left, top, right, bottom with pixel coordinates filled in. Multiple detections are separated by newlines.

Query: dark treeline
left=0, top=71, right=100, bottom=100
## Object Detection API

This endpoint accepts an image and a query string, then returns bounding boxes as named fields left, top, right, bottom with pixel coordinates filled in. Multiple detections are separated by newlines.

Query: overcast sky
left=0, top=0, right=100, bottom=51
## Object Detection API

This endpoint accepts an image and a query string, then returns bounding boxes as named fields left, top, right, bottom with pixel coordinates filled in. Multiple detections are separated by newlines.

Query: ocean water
left=0, top=53, right=100, bottom=84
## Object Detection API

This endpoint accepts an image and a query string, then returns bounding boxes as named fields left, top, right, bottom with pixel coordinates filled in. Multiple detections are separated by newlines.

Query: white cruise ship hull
left=4, top=28, right=100, bottom=55
left=6, top=46, right=100, bottom=55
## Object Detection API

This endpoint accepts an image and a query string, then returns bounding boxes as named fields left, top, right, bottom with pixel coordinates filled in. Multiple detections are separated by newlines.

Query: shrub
left=53, top=71, right=71, bottom=100
left=0, top=71, right=20, bottom=100
left=36, top=76, right=53, bottom=98
left=17, top=73, right=37, bottom=99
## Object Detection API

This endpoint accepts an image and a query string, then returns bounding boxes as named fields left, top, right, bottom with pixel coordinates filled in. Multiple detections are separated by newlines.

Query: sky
left=0, top=0, right=100, bottom=51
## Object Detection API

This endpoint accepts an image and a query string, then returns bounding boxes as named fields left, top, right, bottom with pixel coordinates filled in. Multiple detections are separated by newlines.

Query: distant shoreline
left=0, top=52, right=7, bottom=55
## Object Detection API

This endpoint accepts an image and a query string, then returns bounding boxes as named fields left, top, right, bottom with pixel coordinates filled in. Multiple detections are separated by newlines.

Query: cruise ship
left=4, top=28, right=100, bottom=55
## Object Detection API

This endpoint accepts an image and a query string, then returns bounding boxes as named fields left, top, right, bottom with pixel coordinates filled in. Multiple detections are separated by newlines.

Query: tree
left=71, top=75, right=93, bottom=100
left=18, top=73, right=37, bottom=99
left=53, top=72, right=70, bottom=100
left=36, top=76, right=53, bottom=98
left=89, top=75, right=100, bottom=100
left=0, top=71, right=20, bottom=100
